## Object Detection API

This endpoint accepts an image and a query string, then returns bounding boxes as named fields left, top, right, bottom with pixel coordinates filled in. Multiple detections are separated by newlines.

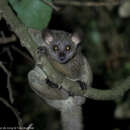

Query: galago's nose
left=59, top=52, right=65, bottom=61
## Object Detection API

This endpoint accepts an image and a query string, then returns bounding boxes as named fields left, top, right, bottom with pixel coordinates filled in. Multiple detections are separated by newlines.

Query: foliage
left=8, top=0, right=52, bottom=30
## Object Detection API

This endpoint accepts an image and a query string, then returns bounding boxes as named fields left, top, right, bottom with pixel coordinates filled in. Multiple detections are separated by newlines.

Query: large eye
left=66, top=45, right=71, bottom=51
left=53, top=45, right=59, bottom=52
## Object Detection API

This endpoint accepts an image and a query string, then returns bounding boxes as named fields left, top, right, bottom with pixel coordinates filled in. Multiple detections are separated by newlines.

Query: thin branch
left=0, top=61, right=14, bottom=103
left=1, top=47, right=14, bottom=62
left=53, top=0, right=120, bottom=7
left=11, top=46, right=34, bottom=64
left=41, top=0, right=60, bottom=11
left=0, top=10, right=3, bottom=20
left=0, top=34, right=16, bottom=44
left=26, top=123, right=34, bottom=130
left=0, top=97, right=23, bottom=127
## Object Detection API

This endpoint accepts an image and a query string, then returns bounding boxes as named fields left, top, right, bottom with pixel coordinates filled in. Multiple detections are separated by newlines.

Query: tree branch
left=41, top=0, right=60, bottom=11
left=11, top=46, right=34, bottom=64
left=0, top=97, right=23, bottom=127
left=0, top=34, right=16, bottom=44
left=0, top=61, right=14, bottom=103
left=53, top=0, right=120, bottom=7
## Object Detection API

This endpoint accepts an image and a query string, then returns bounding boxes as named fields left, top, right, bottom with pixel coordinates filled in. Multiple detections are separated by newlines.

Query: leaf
left=8, top=0, right=52, bottom=30
left=90, top=31, right=101, bottom=45
left=124, top=62, right=130, bottom=71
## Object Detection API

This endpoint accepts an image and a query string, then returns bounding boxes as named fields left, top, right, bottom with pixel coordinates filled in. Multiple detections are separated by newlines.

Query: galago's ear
left=42, top=29, right=53, bottom=45
left=71, top=29, right=82, bottom=45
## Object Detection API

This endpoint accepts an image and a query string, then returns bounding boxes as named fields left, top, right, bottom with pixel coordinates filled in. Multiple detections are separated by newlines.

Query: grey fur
left=43, top=30, right=79, bottom=64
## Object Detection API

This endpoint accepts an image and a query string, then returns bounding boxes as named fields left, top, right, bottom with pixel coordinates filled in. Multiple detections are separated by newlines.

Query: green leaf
left=124, top=62, right=130, bottom=71
left=8, top=0, right=52, bottom=30
left=89, top=31, right=101, bottom=44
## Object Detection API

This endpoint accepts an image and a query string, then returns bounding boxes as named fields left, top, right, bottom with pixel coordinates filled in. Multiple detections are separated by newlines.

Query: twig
left=41, top=0, right=60, bottom=11
left=0, top=10, right=3, bottom=20
left=0, top=32, right=16, bottom=50
left=0, top=61, right=14, bottom=103
left=1, top=47, right=14, bottom=62
left=0, top=34, right=16, bottom=44
left=26, top=123, right=34, bottom=130
left=0, top=97, right=23, bottom=127
left=53, top=0, right=120, bottom=7
left=11, top=46, right=34, bottom=64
